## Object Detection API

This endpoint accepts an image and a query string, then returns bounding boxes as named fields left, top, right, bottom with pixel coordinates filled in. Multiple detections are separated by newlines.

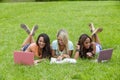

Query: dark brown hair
left=78, top=34, right=93, bottom=58
left=36, top=33, right=51, bottom=59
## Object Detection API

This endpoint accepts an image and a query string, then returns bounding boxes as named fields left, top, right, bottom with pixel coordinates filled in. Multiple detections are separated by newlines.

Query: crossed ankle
left=20, top=24, right=30, bottom=34
left=31, top=25, right=38, bottom=36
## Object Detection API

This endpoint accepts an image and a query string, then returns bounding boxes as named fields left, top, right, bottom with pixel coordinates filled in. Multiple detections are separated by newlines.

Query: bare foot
left=91, top=28, right=103, bottom=36
left=89, top=23, right=95, bottom=33
left=20, top=24, right=30, bottom=34
left=30, top=25, right=38, bottom=36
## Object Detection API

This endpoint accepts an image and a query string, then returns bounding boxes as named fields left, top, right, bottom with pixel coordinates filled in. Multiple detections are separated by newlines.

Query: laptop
left=97, top=48, right=113, bottom=62
left=14, top=51, right=34, bottom=65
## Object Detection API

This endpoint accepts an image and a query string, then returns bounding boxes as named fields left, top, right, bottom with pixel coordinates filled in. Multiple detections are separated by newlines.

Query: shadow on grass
left=71, top=73, right=83, bottom=80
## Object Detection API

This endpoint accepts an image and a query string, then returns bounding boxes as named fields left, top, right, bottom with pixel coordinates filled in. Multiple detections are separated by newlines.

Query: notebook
left=50, top=57, right=77, bottom=64
left=14, top=51, right=34, bottom=65
left=97, top=48, right=113, bottom=62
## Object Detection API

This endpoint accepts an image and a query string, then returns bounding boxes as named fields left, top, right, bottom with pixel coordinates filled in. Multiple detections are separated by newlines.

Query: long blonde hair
left=57, top=29, right=69, bottom=54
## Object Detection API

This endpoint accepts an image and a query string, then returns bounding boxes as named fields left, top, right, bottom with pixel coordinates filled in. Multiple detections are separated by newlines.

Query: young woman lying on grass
left=51, top=29, right=74, bottom=60
left=74, top=23, right=103, bottom=59
left=20, top=24, right=51, bottom=63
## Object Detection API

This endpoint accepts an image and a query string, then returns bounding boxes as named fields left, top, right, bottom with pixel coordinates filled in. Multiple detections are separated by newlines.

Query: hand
left=86, top=52, right=93, bottom=58
left=34, top=59, right=42, bottom=65
left=62, top=54, right=70, bottom=58
left=76, top=45, right=80, bottom=50
left=34, top=60, right=39, bottom=65
left=57, top=56, right=63, bottom=61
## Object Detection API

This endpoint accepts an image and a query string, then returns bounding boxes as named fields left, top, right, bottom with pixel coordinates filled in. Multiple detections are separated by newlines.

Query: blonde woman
left=51, top=29, right=74, bottom=60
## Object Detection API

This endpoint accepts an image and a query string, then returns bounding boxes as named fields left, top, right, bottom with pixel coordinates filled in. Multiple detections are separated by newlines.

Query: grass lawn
left=0, top=1, right=120, bottom=80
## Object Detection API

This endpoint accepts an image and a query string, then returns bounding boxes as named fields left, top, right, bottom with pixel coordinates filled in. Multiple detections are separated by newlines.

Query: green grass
left=0, top=1, right=120, bottom=80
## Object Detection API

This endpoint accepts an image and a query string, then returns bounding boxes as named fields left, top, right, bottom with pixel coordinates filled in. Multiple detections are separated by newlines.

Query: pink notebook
left=14, top=51, right=34, bottom=65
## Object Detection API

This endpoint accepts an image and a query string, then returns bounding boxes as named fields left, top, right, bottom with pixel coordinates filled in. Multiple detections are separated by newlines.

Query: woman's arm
left=61, top=54, right=70, bottom=58
left=91, top=42, right=96, bottom=55
left=86, top=42, right=96, bottom=58
left=34, top=59, right=46, bottom=64
left=68, top=50, right=73, bottom=57
left=51, top=50, right=58, bottom=58
left=74, top=51, right=80, bottom=60
left=74, top=44, right=80, bottom=60
left=56, top=54, right=70, bottom=61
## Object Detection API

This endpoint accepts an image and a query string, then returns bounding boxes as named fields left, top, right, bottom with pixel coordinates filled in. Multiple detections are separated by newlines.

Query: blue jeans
left=22, top=44, right=30, bottom=51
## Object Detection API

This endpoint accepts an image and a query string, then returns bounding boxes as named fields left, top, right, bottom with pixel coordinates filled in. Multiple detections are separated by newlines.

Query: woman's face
left=57, top=36, right=64, bottom=46
left=83, top=38, right=91, bottom=49
left=38, top=37, right=46, bottom=48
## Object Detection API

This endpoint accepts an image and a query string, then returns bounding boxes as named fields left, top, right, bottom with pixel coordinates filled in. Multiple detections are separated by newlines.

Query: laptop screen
left=98, top=48, right=113, bottom=62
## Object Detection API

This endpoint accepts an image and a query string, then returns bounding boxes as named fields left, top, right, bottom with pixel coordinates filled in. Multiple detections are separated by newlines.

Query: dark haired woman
left=20, top=24, right=51, bottom=63
left=74, top=23, right=103, bottom=59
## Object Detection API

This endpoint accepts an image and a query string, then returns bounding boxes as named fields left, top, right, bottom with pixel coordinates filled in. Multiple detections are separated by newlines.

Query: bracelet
left=76, top=49, right=80, bottom=52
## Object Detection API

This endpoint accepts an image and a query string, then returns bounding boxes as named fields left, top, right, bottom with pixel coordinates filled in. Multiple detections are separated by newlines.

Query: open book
left=50, top=57, right=77, bottom=64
